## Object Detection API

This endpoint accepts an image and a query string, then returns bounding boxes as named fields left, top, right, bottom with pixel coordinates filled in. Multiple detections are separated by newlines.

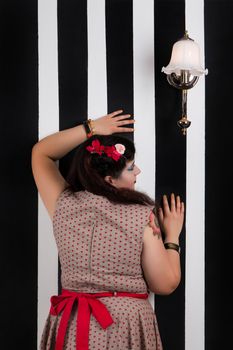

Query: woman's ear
left=104, top=175, right=113, bottom=185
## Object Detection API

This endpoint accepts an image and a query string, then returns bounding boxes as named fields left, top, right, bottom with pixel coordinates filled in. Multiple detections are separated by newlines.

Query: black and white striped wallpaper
left=0, top=0, right=231, bottom=349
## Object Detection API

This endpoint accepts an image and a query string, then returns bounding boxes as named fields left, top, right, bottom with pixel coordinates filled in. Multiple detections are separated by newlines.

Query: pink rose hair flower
left=115, top=143, right=126, bottom=155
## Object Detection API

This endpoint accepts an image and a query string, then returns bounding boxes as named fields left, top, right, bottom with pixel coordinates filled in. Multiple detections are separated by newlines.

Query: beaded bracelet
left=164, top=242, right=181, bottom=254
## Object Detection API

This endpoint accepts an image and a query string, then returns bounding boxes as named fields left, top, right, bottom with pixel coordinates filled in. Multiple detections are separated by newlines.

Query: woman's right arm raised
left=31, top=124, right=87, bottom=219
left=31, top=110, right=134, bottom=219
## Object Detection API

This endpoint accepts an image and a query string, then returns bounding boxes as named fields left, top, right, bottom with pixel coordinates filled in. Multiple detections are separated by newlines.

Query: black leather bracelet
left=83, top=120, right=92, bottom=138
left=164, top=242, right=181, bottom=254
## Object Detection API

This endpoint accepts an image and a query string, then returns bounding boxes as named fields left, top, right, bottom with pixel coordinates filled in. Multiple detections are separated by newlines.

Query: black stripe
left=204, top=1, right=232, bottom=348
left=57, top=0, right=88, bottom=157
left=105, top=0, right=134, bottom=141
left=57, top=0, right=88, bottom=291
left=154, top=1, right=186, bottom=349
left=0, top=1, right=38, bottom=348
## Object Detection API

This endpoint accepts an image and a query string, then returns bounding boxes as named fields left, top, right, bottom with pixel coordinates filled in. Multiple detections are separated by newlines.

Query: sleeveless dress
left=40, top=189, right=163, bottom=350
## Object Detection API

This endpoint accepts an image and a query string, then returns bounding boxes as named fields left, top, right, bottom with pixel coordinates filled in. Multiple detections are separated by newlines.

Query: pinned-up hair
left=66, top=134, right=155, bottom=206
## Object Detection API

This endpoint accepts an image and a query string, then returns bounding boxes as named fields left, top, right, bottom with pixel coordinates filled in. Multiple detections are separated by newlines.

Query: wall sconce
left=162, top=31, right=208, bottom=135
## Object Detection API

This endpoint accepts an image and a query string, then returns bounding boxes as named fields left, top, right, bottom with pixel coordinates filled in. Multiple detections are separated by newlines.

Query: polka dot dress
left=40, top=189, right=163, bottom=350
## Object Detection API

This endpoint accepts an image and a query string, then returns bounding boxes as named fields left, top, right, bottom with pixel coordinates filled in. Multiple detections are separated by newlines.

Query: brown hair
left=66, top=135, right=155, bottom=206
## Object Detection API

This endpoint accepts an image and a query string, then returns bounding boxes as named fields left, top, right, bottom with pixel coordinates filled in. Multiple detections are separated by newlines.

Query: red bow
left=49, top=289, right=148, bottom=349
left=50, top=290, right=114, bottom=350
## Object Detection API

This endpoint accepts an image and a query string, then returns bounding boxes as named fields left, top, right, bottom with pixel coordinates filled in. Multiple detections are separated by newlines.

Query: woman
left=32, top=110, right=184, bottom=350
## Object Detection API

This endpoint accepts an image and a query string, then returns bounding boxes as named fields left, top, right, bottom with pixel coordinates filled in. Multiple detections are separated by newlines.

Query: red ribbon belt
left=49, top=289, right=148, bottom=350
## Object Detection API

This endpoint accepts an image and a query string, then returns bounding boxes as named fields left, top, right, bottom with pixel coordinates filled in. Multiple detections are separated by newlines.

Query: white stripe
left=133, top=0, right=155, bottom=199
left=38, top=0, right=59, bottom=346
left=87, top=0, right=107, bottom=117
left=133, top=0, right=155, bottom=309
left=185, top=1, right=205, bottom=349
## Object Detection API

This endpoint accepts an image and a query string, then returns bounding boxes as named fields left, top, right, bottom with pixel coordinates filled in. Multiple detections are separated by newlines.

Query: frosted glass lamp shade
left=162, top=37, right=208, bottom=76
